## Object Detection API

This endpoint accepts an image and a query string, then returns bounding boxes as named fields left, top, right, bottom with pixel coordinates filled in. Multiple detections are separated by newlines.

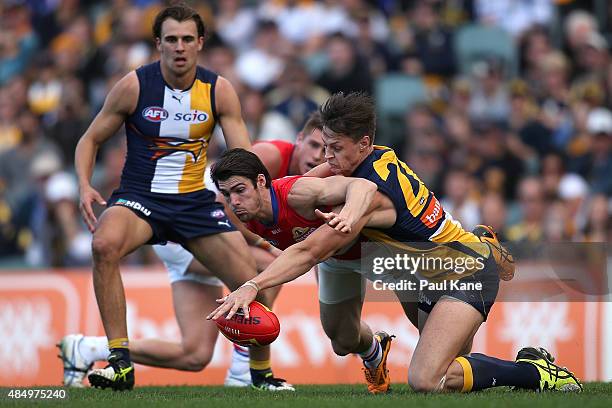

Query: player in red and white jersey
left=253, top=111, right=325, bottom=180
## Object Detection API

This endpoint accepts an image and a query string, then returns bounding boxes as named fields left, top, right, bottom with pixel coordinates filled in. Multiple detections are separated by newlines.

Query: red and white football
left=215, top=301, right=280, bottom=347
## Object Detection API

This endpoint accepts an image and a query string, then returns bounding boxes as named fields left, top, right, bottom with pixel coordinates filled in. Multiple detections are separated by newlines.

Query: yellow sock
left=108, top=337, right=129, bottom=349
left=249, top=359, right=271, bottom=371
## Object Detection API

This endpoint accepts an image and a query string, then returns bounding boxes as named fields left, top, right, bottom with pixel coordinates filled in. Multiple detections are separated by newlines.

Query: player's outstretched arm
left=216, top=76, right=251, bottom=151
left=289, top=176, right=378, bottom=233
left=74, top=71, right=138, bottom=232
left=207, top=215, right=371, bottom=320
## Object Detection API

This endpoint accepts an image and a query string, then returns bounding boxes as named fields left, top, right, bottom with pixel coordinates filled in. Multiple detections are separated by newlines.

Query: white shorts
left=153, top=243, right=223, bottom=287
left=318, top=257, right=366, bottom=305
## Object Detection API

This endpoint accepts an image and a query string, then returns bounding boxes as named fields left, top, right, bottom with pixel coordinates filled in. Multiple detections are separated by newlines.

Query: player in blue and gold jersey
left=73, top=4, right=291, bottom=391
left=210, top=92, right=581, bottom=394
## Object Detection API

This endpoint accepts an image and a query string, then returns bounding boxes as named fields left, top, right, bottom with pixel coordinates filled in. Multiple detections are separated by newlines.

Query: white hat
left=584, top=32, right=608, bottom=51
left=30, top=152, right=62, bottom=178
left=586, top=107, right=612, bottom=134
left=558, top=173, right=589, bottom=200
left=45, top=172, right=78, bottom=203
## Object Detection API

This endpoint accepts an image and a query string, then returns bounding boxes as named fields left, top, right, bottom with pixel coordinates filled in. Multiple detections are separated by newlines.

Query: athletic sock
left=108, top=337, right=131, bottom=364
left=455, top=353, right=540, bottom=392
left=359, top=336, right=382, bottom=369
left=233, top=344, right=250, bottom=361
left=249, top=359, right=272, bottom=383
left=78, top=336, right=109, bottom=364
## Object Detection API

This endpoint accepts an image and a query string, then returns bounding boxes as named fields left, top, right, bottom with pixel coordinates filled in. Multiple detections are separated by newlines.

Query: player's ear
left=295, top=131, right=304, bottom=143
left=155, top=37, right=162, bottom=51
left=256, top=174, right=266, bottom=188
left=359, top=136, right=371, bottom=150
left=197, top=36, right=204, bottom=51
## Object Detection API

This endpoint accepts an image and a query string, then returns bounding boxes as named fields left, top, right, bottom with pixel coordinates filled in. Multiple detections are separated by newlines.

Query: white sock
left=78, top=336, right=109, bottom=364
left=229, top=345, right=249, bottom=374
left=359, top=337, right=382, bottom=369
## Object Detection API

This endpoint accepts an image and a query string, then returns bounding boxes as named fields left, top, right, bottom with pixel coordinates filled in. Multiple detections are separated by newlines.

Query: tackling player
left=209, top=92, right=582, bottom=394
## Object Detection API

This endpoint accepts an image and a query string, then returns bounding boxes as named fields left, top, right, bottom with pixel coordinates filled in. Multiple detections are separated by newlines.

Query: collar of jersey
left=157, top=61, right=196, bottom=93
left=261, top=184, right=279, bottom=227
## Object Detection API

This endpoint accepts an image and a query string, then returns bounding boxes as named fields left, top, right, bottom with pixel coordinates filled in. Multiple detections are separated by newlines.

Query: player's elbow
left=361, top=179, right=377, bottom=195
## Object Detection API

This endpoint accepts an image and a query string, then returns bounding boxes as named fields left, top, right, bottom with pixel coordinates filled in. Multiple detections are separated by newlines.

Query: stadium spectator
left=440, top=167, right=481, bottom=231
left=507, top=177, right=548, bottom=243
left=480, top=191, right=508, bottom=241
left=468, top=57, right=510, bottom=123
left=215, top=0, right=257, bottom=52
left=581, top=193, right=611, bottom=242
left=316, top=32, right=373, bottom=95
left=266, top=59, right=328, bottom=134
left=410, top=0, right=456, bottom=77
left=0, top=3, right=39, bottom=86
left=235, top=19, right=287, bottom=91
left=475, top=0, right=554, bottom=38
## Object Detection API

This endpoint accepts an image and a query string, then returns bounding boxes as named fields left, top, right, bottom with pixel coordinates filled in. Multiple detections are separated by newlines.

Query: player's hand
left=315, top=209, right=352, bottom=233
left=79, top=185, right=107, bottom=232
left=207, top=285, right=257, bottom=320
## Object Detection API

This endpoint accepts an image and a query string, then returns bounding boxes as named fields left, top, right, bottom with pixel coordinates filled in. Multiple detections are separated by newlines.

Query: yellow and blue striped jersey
left=353, top=146, right=484, bottom=247
left=121, top=62, right=217, bottom=194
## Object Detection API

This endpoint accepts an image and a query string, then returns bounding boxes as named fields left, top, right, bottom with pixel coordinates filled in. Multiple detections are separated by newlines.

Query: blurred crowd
left=0, top=0, right=610, bottom=268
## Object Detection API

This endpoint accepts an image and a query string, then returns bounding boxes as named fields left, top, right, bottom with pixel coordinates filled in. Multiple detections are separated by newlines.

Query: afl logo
left=143, top=106, right=169, bottom=122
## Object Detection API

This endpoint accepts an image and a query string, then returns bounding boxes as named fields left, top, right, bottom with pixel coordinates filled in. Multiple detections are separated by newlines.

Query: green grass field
left=1, top=383, right=610, bottom=407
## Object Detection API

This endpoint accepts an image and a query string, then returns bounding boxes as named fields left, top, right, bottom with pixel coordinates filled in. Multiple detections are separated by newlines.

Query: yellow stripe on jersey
left=179, top=79, right=215, bottom=193
left=372, top=148, right=429, bottom=217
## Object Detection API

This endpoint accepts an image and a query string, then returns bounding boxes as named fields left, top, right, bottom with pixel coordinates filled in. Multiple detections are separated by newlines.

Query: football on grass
left=215, top=301, right=280, bottom=346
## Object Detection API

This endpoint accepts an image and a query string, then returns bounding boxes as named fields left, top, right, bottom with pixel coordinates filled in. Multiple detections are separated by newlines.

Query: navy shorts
left=417, top=254, right=500, bottom=321
left=107, top=188, right=236, bottom=245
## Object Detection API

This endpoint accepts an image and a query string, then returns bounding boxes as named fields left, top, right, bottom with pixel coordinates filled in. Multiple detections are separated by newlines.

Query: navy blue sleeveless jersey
left=121, top=61, right=218, bottom=194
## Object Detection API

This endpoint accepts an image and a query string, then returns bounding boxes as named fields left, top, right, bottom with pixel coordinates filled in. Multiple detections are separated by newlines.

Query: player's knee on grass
left=409, top=363, right=452, bottom=393
left=442, top=360, right=465, bottom=391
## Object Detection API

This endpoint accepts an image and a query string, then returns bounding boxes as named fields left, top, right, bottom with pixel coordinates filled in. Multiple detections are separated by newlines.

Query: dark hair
left=302, top=110, right=323, bottom=135
left=152, top=3, right=206, bottom=40
left=211, top=148, right=272, bottom=189
left=319, top=92, right=376, bottom=144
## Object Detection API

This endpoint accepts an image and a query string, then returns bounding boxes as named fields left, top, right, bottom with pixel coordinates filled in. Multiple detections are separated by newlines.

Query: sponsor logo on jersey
left=420, top=195, right=443, bottom=228
left=174, top=110, right=209, bottom=124
left=142, top=106, right=169, bottom=122
left=292, top=226, right=317, bottom=242
left=150, top=137, right=207, bottom=161
left=211, top=209, right=225, bottom=219
left=115, top=199, right=152, bottom=216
